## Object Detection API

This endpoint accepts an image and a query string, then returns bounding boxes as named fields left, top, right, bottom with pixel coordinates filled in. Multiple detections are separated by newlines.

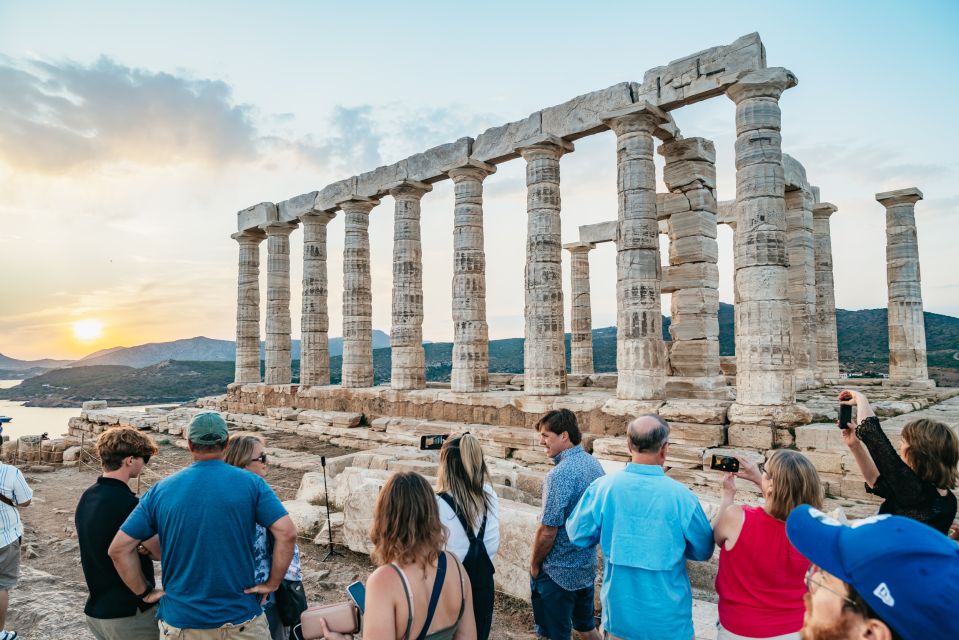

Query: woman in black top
left=839, top=389, right=959, bottom=534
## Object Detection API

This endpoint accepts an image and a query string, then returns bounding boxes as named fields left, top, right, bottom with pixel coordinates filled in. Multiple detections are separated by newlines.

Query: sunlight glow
left=73, top=319, right=104, bottom=341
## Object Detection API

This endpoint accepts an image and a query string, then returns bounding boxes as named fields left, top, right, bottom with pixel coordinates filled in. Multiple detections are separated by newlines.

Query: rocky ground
left=9, top=443, right=541, bottom=640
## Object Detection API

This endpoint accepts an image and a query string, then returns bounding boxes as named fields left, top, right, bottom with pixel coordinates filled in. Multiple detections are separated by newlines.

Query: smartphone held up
left=420, top=434, right=450, bottom=450
left=709, top=455, right=739, bottom=473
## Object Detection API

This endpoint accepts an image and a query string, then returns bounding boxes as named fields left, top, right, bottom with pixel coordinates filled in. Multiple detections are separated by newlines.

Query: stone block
left=668, top=210, right=718, bottom=240
left=314, top=178, right=355, bottom=212
left=727, top=403, right=811, bottom=427
left=703, top=447, right=765, bottom=469
left=662, top=263, right=719, bottom=293
left=663, top=160, right=716, bottom=190
left=669, top=235, right=719, bottom=265
left=726, top=424, right=774, bottom=449
left=313, top=511, right=344, bottom=547
left=794, top=423, right=845, bottom=450
left=668, top=341, right=720, bottom=377
left=540, top=82, right=633, bottom=140
left=579, top=221, right=617, bottom=245
left=237, top=201, right=276, bottom=232
left=671, top=288, right=720, bottom=316
left=667, top=421, right=727, bottom=447
left=277, top=191, right=319, bottom=222
left=659, top=137, right=716, bottom=164
left=409, top=137, right=472, bottom=182
left=62, top=446, right=81, bottom=463
left=471, top=114, right=542, bottom=164
left=82, top=401, right=108, bottom=411
left=669, top=314, right=719, bottom=341
left=282, top=499, right=325, bottom=537
left=387, top=459, right=437, bottom=476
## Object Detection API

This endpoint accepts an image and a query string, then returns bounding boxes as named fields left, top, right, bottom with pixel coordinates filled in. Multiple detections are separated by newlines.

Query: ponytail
left=437, top=433, right=493, bottom=530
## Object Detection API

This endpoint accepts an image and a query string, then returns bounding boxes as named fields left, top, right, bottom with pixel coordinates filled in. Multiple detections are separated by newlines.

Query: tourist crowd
left=0, top=387, right=953, bottom=640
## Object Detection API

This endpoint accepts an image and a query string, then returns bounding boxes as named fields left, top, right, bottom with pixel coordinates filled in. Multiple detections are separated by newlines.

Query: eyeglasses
left=249, top=452, right=268, bottom=465
left=804, top=565, right=862, bottom=612
left=141, top=455, right=151, bottom=465
left=758, top=461, right=766, bottom=475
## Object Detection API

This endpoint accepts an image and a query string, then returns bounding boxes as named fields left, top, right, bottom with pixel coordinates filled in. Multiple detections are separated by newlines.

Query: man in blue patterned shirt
left=529, top=409, right=604, bottom=640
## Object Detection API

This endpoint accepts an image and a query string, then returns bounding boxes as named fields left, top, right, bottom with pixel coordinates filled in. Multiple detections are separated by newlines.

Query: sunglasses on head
left=141, top=454, right=151, bottom=465
left=249, top=452, right=267, bottom=465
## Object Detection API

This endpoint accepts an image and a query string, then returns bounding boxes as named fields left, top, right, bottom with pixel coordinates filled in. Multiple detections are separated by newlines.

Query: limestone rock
left=282, top=499, right=324, bottom=537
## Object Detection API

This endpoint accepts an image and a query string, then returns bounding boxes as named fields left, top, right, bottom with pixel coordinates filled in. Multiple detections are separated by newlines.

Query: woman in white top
left=435, top=434, right=499, bottom=640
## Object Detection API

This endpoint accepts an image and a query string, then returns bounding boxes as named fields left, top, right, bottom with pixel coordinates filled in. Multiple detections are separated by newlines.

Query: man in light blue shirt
left=567, top=414, right=714, bottom=640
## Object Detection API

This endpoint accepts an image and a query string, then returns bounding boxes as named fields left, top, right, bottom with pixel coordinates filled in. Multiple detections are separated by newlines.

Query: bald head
left=626, top=414, right=670, bottom=453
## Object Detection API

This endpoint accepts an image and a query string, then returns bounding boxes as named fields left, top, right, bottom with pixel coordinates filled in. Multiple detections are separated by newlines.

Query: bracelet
left=137, top=586, right=153, bottom=600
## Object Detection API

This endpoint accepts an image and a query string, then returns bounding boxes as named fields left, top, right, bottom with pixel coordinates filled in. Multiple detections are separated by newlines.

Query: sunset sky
left=1, top=1, right=957, bottom=361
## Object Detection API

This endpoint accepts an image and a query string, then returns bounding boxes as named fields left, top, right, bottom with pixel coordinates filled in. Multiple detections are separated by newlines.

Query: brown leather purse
left=296, top=601, right=360, bottom=639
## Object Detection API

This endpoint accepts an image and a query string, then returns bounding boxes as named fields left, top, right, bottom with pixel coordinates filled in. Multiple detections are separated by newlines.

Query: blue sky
left=1, top=1, right=957, bottom=358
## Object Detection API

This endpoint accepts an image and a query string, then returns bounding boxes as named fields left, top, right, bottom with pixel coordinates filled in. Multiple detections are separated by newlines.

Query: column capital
left=726, top=67, right=798, bottom=104
left=259, top=221, right=297, bottom=236
left=446, top=159, right=496, bottom=182
left=515, top=133, right=574, bottom=159
left=563, top=241, right=595, bottom=254
left=335, top=196, right=380, bottom=214
left=812, top=202, right=838, bottom=218
left=299, top=210, right=337, bottom=225
left=231, top=228, right=266, bottom=244
left=387, top=180, right=432, bottom=200
left=601, top=101, right=671, bottom=137
left=876, top=187, right=923, bottom=207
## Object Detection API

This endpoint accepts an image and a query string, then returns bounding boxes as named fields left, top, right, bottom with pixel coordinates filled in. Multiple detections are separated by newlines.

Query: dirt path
left=11, top=443, right=536, bottom=639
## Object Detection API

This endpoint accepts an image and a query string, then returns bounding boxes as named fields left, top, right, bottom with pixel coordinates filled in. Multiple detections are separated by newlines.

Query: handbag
left=293, top=601, right=360, bottom=639
left=275, top=579, right=309, bottom=626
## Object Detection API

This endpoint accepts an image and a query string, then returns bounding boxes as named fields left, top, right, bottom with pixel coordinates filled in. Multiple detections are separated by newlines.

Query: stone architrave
left=784, top=188, right=819, bottom=389
left=876, top=188, right=932, bottom=386
left=726, top=68, right=809, bottom=430
left=232, top=229, right=266, bottom=384
left=659, top=137, right=725, bottom=399
left=517, top=134, right=573, bottom=396
left=602, top=103, right=669, bottom=401
left=339, top=197, right=380, bottom=388
left=260, top=221, right=298, bottom=385
left=812, top=203, right=841, bottom=381
left=388, top=181, right=432, bottom=390
left=564, top=242, right=595, bottom=375
left=447, top=161, right=496, bottom=393
left=300, top=212, right=336, bottom=387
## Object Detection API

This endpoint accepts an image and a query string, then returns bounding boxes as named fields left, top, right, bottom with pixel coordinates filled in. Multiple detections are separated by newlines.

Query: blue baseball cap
left=786, top=505, right=959, bottom=640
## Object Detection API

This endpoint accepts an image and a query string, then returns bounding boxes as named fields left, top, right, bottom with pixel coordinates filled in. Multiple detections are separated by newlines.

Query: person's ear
left=861, top=617, right=894, bottom=640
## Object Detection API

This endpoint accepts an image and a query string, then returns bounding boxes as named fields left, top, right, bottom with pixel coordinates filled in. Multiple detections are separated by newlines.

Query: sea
left=0, top=380, right=154, bottom=439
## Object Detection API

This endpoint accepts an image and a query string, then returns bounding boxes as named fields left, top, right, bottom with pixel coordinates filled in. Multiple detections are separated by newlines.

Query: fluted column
left=602, top=103, right=669, bottom=401
left=339, top=197, right=379, bottom=388
left=659, top=137, right=725, bottom=398
left=812, top=203, right=840, bottom=381
left=300, top=211, right=336, bottom=387
left=726, top=68, right=809, bottom=436
left=232, top=229, right=266, bottom=384
left=564, top=242, right=594, bottom=375
left=261, top=221, right=297, bottom=384
left=447, top=162, right=496, bottom=393
left=517, top=134, right=572, bottom=396
left=876, top=188, right=932, bottom=386
left=785, top=187, right=819, bottom=389
left=389, top=181, right=431, bottom=390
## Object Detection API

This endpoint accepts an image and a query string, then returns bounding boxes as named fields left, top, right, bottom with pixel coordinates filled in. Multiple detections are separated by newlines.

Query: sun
left=73, top=319, right=105, bottom=341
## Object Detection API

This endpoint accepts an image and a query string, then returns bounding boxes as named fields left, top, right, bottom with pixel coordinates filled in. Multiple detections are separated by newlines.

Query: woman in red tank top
left=713, top=450, right=824, bottom=640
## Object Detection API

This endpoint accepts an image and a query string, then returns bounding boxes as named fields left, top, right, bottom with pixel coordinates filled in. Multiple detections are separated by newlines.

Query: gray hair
left=627, top=414, right=670, bottom=452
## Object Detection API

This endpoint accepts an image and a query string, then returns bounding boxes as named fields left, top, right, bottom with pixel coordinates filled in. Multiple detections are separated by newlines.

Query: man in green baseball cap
left=108, top=411, right=297, bottom=638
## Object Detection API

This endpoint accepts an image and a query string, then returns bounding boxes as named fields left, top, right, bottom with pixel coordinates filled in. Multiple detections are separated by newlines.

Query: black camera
left=420, top=434, right=450, bottom=450
left=838, top=404, right=854, bottom=429
left=709, top=455, right=739, bottom=473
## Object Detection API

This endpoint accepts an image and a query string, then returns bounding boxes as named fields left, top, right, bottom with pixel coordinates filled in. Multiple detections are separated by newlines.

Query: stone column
left=389, top=181, right=432, bottom=390
left=785, top=188, right=819, bottom=389
left=659, top=137, right=725, bottom=398
left=812, top=202, right=840, bottom=381
left=876, top=188, right=932, bottom=386
left=261, top=221, right=298, bottom=385
left=300, top=211, right=336, bottom=387
left=726, top=68, right=808, bottom=442
left=564, top=242, right=594, bottom=375
left=447, top=162, right=496, bottom=393
left=517, top=134, right=573, bottom=396
left=232, top=229, right=266, bottom=384
left=339, top=197, right=380, bottom=388
left=602, top=103, right=669, bottom=401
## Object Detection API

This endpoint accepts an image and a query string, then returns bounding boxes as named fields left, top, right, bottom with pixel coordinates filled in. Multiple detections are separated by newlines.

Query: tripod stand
left=321, top=456, right=343, bottom=561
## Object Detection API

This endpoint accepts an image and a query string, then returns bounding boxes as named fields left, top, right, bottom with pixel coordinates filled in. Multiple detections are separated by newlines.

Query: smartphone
left=838, top=404, right=853, bottom=429
left=709, top=455, right=740, bottom=473
left=420, top=434, right=450, bottom=450
left=347, top=581, right=365, bottom=614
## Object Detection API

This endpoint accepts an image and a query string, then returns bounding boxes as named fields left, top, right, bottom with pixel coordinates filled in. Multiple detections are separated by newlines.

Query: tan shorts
left=0, top=538, right=20, bottom=591
left=158, top=613, right=269, bottom=639
left=87, top=606, right=159, bottom=640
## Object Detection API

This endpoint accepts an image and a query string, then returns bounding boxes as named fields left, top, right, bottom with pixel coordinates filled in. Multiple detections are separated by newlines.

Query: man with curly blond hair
left=75, top=427, right=159, bottom=640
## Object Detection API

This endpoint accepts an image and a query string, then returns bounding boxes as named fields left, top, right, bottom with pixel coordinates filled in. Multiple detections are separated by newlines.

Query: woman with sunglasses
left=225, top=433, right=302, bottom=640
left=712, top=450, right=824, bottom=640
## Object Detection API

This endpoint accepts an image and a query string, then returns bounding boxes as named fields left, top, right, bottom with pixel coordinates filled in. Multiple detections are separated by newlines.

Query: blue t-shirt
left=121, top=460, right=288, bottom=629
left=540, top=445, right=605, bottom=591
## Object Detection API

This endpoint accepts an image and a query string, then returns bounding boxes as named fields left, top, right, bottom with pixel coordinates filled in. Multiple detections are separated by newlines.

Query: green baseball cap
left=188, top=411, right=229, bottom=445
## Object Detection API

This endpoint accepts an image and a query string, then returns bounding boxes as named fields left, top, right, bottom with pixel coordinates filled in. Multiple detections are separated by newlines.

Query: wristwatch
left=137, top=585, right=153, bottom=601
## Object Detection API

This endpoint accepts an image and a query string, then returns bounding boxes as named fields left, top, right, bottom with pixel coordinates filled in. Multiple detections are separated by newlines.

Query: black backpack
left=438, top=492, right=495, bottom=640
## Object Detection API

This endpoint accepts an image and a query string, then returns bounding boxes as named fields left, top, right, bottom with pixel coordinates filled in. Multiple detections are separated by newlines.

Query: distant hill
left=0, top=353, right=75, bottom=379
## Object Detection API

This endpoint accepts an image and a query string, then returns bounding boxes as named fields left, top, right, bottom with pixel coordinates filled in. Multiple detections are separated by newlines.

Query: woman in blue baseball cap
left=838, top=389, right=958, bottom=534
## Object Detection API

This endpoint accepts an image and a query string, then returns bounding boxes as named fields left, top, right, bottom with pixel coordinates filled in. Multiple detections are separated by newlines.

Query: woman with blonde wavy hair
left=713, top=449, right=824, bottom=640
left=319, top=471, right=476, bottom=640
left=436, top=434, right=499, bottom=640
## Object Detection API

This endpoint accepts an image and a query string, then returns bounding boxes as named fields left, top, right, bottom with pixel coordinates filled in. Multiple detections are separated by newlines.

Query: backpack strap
left=390, top=564, right=414, bottom=640
left=415, top=551, right=447, bottom=640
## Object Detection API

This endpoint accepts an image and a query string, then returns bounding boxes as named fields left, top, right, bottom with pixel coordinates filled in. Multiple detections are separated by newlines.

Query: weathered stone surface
left=340, top=198, right=380, bottom=388
left=662, top=263, right=719, bottom=293
left=277, top=191, right=319, bottom=223
left=566, top=243, right=594, bottom=375
left=300, top=213, right=335, bottom=386
left=282, top=499, right=324, bottom=536
left=314, top=179, right=355, bottom=213
left=784, top=187, right=818, bottom=389
left=726, top=424, right=774, bottom=449
left=659, top=400, right=730, bottom=425
left=578, top=220, right=618, bottom=245
left=237, top=201, right=276, bottom=232
left=81, top=401, right=108, bottom=411
left=261, top=222, right=297, bottom=385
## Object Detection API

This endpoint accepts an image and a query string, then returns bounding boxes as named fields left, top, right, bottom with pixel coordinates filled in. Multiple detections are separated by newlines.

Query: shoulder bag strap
left=415, top=552, right=447, bottom=640
left=0, top=494, right=13, bottom=508
left=390, top=564, right=414, bottom=640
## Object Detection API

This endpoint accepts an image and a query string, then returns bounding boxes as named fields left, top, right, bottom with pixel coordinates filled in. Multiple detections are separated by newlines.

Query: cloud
left=0, top=57, right=260, bottom=173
